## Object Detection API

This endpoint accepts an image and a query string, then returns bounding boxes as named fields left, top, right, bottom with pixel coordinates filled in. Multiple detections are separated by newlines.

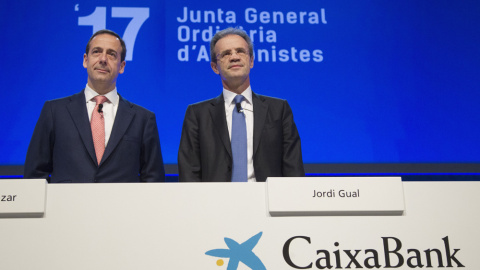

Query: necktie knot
left=94, top=95, right=108, bottom=105
left=234, top=95, right=244, bottom=105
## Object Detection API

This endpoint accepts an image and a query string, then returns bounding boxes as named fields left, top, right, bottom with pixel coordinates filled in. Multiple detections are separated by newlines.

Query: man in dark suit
left=24, top=29, right=165, bottom=183
left=178, top=28, right=304, bottom=182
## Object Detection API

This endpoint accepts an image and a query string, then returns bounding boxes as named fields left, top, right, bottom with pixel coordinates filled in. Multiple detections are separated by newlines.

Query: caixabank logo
left=206, top=231, right=266, bottom=270
left=206, top=234, right=466, bottom=269
left=205, top=232, right=465, bottom=270
left=282, top=236, right=465, bottom=269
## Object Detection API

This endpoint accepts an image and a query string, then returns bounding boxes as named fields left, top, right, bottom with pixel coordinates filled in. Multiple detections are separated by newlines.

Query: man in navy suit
left=178, top=28, right=304, bottom=182
left=24, top=29, right=165, bottom=183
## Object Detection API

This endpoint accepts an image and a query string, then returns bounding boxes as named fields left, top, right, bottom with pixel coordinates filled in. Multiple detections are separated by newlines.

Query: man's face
left=211, top=34, right=254, bottom=87
left=83, top=34, right=125, bottom=90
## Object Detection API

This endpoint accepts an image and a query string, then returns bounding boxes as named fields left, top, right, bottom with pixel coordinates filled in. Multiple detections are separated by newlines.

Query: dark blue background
left=1, top=0, right=479, bottom=173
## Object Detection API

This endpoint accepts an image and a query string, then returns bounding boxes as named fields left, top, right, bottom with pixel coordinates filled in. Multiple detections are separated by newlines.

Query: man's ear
left=83, top=53, right=88, bottom=68
left=211, top=61, right=220, bottom=75
left=119, top=61, right=126, bottom=74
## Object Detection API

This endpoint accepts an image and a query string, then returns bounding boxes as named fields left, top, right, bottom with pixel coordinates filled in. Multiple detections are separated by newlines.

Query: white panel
left=0, top=181, right=477, bottom=269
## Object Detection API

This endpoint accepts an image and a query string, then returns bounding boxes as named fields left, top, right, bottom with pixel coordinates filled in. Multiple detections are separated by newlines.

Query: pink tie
left=91, top=96, right=108, bottom=165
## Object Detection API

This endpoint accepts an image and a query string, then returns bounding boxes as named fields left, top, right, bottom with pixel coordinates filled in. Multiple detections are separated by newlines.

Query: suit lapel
left=67, top=90, right=97, bottom=165
left=101, top=95, right=135, bottom=165
left=209, top=94, right=232, bottom=157
left=252, top=93, right=268, bottom=156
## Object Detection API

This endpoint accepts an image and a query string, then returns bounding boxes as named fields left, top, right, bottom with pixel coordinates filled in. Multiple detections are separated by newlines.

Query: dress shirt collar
left=84, top=84, right=119, bottom=105
left=223, top=86, right=253, bottom=107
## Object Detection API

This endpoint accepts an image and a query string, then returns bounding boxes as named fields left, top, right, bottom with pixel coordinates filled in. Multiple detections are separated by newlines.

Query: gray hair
left=210, top=27, right=254, bottom=63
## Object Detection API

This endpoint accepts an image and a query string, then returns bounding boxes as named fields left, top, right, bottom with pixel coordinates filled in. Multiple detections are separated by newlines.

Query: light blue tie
left=231, top=95, right=247, bottom=182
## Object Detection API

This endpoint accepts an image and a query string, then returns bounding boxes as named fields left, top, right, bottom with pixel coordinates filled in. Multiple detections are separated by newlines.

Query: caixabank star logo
left=206, top=231, right=266, bottom=270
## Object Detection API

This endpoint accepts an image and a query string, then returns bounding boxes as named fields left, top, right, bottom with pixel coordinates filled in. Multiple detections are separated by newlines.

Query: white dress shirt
left=223, top=87, right=256, bottom=182
left=84, top=85, right=119, bottom=147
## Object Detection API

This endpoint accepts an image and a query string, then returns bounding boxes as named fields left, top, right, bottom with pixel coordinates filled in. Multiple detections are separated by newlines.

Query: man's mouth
left=95, top=67, right=109, bottom=73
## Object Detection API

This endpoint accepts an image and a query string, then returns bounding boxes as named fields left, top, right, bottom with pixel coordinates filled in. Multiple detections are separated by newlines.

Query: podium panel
left=0, top=181, right=478, bottom=269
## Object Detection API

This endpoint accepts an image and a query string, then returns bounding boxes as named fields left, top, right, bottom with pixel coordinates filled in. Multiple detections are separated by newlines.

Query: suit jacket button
left=228, top=166, right=232, bottom=171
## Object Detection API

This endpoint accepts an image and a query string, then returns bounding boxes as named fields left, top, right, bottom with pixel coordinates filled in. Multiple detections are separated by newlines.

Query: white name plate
left=0, top=179, right=47, bottom=218
left=266, top=177, right=404, bottom=216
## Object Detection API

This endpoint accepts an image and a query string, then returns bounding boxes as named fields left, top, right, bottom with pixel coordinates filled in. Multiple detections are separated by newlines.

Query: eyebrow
left=219, top=47, right=247, bottom=54
left=91, top=47, right=118, bottom=54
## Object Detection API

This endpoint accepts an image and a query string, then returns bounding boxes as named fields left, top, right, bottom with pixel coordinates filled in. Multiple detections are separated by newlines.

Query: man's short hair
left=85, top=29, right=127, bottom=62
left=210, top=27, right=254, bottom=63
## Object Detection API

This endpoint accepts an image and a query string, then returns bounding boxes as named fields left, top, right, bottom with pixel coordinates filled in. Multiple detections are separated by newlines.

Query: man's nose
left=99, top=53, right=108, bottom=62
left=230, top=53, right=241, bottom=61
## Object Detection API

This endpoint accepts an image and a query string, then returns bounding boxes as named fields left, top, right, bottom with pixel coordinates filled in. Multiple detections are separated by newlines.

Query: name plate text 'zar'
left=0, top=179, right=47, bottom=218
left=266, top=177, right=404, bottom=216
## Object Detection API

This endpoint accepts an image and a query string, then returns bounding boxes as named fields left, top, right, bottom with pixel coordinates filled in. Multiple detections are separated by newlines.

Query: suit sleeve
left=281, top=101, right=305, bottom=177
left=140, top=113, right=166, bottom=182
left=24, top=101, right=54, bottom=181
left=178, top=105, right=202, bottom=182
